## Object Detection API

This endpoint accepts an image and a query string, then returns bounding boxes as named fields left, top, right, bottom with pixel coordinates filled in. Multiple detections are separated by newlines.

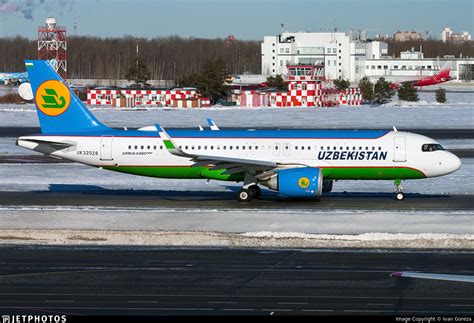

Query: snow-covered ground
left=0, top=159, right=471, bottom=195
left=0, top=207, right=472, bottom=235
left=0, top=95, right=473, bottom=129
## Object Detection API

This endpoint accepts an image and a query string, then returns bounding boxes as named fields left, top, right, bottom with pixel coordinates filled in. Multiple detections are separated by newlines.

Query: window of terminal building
left=377, top=66, right=382, bottom=69
left=280, top=60, right=283, bottom=66
left=384, top=66, right=388, bottom=69
left=328, top=60, right=331, bottom=66
left=333, top=60, right=336, bottom=65
left=327, top=48, right=331, bottom=54
left=302, top=83, right=307, bottom=90
left=402, top=66, right=406, bottom=69
left=371, top=66, right=375, bottom=69
left=280, top=48, right=284, bottom=53
left=285, top=48, right=290, bottom=53
left=394, top=65, right=398, bottom=69
left=332, top=48, right=337, bottom=53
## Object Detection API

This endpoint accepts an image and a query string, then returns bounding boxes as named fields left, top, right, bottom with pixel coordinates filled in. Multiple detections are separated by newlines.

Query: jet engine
left=262, top=167, right=323, bottom=197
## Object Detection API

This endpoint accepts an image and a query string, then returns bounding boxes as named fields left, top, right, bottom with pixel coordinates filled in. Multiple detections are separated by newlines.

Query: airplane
left=16, top=60, right=461, bottom=202
left=388, top=62, right=454, bottom=89
left=0, top=72, right=29, bottom=85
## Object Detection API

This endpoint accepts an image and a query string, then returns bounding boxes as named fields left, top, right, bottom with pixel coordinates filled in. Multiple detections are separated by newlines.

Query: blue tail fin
left=25, top=60, right=110, bottom=134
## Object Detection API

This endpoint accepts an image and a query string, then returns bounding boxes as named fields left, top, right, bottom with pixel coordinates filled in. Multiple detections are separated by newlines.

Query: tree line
left=0, top=36, right=261, bottom=80
left=385, top=39, right=474, bottom=58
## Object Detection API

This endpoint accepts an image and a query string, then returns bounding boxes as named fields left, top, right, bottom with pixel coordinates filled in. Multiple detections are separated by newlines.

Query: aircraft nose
left=446, top=152, right=461, bottom=174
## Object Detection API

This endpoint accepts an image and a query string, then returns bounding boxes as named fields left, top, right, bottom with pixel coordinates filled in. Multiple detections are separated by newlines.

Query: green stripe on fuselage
left=104, top=166, right=425, bottom=181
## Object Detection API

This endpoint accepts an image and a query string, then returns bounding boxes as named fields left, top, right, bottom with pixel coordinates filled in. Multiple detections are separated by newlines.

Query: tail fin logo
left=35, top=80, right=71, bottom=116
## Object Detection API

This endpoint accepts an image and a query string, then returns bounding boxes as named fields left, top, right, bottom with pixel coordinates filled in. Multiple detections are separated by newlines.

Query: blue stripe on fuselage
left=34, top=129, right=389, bottom=139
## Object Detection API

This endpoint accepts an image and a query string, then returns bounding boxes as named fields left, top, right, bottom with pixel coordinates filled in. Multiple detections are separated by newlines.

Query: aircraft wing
left=156, top=124, right=304, bottom=176
left=391, top=271, right=474, bottom=283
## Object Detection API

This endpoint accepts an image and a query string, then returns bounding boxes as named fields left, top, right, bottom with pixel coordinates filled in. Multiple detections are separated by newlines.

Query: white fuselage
left=17, top=130, right=461, bottom=180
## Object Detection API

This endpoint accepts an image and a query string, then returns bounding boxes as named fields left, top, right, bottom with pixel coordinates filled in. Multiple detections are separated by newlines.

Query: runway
left=0, top=191, right=472, bottom=210
left=0, top=246, right=472, bottom=315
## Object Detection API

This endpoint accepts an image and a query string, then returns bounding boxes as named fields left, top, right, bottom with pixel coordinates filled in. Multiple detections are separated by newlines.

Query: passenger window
left=147, top=146, right=150, bottom=149
left=128, top=145, right=131, bottom=149
left=153, top=146, right=156, bottom=150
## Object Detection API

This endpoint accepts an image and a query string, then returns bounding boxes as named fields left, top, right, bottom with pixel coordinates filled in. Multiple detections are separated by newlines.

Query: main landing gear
left=394, top=179, right=404, bottom=201
left=238, top=184, right=261, bottom=202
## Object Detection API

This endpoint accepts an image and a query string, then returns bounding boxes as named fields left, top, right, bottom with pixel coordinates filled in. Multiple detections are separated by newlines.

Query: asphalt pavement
left=0, top=246, right=472, bottom=315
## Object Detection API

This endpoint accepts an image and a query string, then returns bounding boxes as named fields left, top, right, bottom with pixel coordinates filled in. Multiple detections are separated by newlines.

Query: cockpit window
left=422, top=144, right=445, bottom=152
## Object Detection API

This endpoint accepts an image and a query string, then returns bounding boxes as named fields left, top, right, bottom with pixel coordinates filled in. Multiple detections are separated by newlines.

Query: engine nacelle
left=263, top=167, right=323, bottom=197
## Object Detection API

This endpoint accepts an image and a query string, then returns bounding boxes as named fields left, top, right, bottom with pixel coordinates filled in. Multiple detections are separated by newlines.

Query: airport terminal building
left=261, top=31, right=474, bottom=83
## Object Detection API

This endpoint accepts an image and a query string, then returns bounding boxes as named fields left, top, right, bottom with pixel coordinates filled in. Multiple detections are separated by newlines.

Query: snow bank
left=0, top=229, right=472, bottom=249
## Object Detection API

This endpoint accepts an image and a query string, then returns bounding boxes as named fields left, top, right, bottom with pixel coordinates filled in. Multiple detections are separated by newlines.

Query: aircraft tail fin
left=438, top=61, right=452, bottom=77
left=24, top=60, right=110, bottom=134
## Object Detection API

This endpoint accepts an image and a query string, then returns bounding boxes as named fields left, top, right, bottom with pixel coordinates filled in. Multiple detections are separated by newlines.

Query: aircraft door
left=393, top=136, right=406, bottom=162
left=100, top=136, right=114, bottom=161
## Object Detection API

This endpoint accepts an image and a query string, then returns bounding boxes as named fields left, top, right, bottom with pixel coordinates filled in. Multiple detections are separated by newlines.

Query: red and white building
left=230, top=65, right=362, bottom=107
left=87, top=88, right=211, bottom=108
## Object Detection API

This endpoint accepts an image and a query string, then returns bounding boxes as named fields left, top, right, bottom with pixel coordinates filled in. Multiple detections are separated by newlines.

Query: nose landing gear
left=394, top=179, right=404, bottom=201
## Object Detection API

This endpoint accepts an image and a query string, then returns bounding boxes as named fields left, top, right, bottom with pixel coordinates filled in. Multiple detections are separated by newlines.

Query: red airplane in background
left=390, top=62, right=454, bottom=89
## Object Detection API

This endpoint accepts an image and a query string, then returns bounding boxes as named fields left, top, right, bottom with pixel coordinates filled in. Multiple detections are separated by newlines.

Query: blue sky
left=0, top=0, right=472, bottom=40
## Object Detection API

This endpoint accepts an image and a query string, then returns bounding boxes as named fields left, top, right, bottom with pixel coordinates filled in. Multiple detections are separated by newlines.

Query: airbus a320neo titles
left=17, top=60, right=461, bottom=201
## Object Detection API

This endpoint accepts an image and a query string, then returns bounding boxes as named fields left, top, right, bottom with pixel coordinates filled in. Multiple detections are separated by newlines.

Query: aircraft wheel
left=395, top=192, right=405, bottom=201
left=248, top=185, right=261, bottom=199
left=237, top=189, right=252, bottom=202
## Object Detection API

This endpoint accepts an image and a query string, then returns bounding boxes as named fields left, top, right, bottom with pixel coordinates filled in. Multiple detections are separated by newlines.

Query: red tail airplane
left=391, top=62, right=454, bottom=89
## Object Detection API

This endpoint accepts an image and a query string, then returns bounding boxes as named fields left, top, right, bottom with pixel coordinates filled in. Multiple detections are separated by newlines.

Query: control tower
left=38, top=17, right=67, bottom=79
